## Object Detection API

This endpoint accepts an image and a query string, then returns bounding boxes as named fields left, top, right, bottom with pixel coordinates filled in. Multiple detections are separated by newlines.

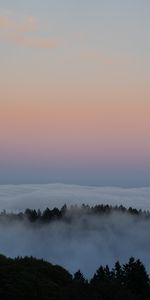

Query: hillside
left=0, top=255, right=150, bottom=299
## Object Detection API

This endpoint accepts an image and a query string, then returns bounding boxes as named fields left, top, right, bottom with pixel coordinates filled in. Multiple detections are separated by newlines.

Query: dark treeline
left=0, top=204, right=150, bottom=223
left=0, top=254, right=150, bottom=299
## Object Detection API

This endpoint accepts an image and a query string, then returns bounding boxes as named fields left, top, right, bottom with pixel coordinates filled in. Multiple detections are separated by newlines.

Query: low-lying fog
left=0, top=184, right=150, bottom=277
left=1, top=210, right=150, bottom=277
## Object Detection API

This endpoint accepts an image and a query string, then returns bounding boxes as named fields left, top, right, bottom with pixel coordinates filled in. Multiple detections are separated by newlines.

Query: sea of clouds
left=0, top=183, right=150, bottom=211
left=0, top=183, right=150, bottom=277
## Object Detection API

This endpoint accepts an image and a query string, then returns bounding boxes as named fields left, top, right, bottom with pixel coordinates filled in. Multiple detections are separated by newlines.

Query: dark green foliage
left=73, top=270, right=86, bottom=283
left=0, top=255, right=150, bottom=299
left=42, top=207, right=52, bottom=221
left=25, top=209, right=38, bottom=222
left=90, top=257, right=150, bottom=300
left=0, top=255, right=72, bottom=300
left=122, top=257, right=150, bottom=297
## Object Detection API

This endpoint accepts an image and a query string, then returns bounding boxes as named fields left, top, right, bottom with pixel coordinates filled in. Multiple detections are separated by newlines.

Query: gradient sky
left=0, top=0, right=150, bottom=186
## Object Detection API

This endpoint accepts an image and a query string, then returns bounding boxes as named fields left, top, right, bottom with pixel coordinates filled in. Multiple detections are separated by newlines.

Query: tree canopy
left=0, top=255, right=150, bottom=300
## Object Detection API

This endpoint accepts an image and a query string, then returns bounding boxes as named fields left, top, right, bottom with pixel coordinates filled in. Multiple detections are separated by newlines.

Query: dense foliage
left=0, top=255, right=150, bottom=299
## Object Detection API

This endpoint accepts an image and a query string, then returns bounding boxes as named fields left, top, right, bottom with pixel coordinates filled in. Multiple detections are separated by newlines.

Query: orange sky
left=0, top=1, right=150, bottom=185
left=0, top=99, right=150, bottom=169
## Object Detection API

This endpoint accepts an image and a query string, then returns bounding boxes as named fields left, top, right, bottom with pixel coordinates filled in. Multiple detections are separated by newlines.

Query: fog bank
left=1, top=184, right=150, bottom=277
left=0, top=183, right=150, bottom=211
left=0, top=211, right=150, bottom=277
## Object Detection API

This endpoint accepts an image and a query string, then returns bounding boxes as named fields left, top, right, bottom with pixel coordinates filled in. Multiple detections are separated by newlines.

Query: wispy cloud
left=19, top=16, right=38, bottom=33
left=10, top=33, right=60, bottom=49
left=0, top=16, right=14, bottom=29
left=0, top=15, right=61, bottom=49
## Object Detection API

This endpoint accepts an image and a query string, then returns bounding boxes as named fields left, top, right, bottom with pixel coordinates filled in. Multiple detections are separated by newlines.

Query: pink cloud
left=13, top=34, right=60, bottom=49
left=20, top=16, right=39, bottom=33
left=0, top=16, right=15, bottom=29
left=0, top=15, right=61, bottom=49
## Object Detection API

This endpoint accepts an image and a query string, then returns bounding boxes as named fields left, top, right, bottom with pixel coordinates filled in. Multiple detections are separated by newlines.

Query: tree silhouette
left=123, top=257, right=150, bottom=297
left=73, top=270, right=86, bottom=283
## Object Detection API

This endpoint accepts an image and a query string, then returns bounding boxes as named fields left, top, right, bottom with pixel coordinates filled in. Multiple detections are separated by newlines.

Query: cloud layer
left=0, top=183, right=150, bottom=212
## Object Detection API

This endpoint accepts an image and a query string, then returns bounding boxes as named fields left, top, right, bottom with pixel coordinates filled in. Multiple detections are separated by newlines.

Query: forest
left=0, top=203, right=150, bottom=224
left=0, top=254, right=150, bottom=299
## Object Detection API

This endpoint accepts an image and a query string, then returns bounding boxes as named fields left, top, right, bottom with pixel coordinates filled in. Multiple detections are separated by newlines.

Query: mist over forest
left=1, top=203, right=150, bottom=278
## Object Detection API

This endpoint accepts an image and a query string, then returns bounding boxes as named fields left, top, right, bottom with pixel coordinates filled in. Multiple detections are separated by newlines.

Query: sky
left=0, top=0, right=150, bottom=186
